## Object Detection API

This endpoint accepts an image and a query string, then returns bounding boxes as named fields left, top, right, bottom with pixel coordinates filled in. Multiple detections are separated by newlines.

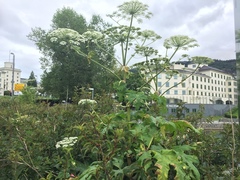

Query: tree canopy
left=27, top=71, right=37, bottom=87
left=28, top=7, right=116, bottom=99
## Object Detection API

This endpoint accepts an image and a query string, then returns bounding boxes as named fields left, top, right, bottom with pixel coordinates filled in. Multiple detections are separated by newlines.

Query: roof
left=198, top=65, right=226, bottom=74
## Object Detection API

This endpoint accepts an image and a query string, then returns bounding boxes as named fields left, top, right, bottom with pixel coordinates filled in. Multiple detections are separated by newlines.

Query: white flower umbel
left=56, top=137, right=78, bottom=149
left=48, top=28, right=85, bottom=46
left=60, top=41, right=67, bottom=45
left=78, top=99, right=97, bottom=105
left=82, top=30, right=103, bottom=43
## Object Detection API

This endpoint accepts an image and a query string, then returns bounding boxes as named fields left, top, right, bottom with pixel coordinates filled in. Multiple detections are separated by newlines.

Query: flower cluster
left=82, top=30, right=103, bottom=43
left=48, top=28, right=85, bottom=46
left=78, top=99, right=97, bottom=105
left=56, top=137, right=78, bottom=149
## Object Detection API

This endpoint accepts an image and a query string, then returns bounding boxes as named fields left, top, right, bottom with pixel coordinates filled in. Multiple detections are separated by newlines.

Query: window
left=189, top=90, right=191, bottom=95
left=171, top=109, right=176, bottom=113
left=196, top=76, right=198, bottom=81
left=192, top=76, right=194, bottom=80
left=228, top=88, right=232, bottom=92
left=166, top=82, right=169, bottom=87
left=196, top=84, right=199, bottom=88
left=192, top=83, right=194, bottom=88
left=174, top=90, right=178, bottom=95
left=182, top=83, right=186, bottom=87
left=158, top=74, right=162, bottom=79
left=166, top=90, right=170, bottom=95
left=158, top=82, right=162, bottom=87
left=174, top=74, right=178, bottom=79
left=228, top=82, right=231, bottom=86
left=192, top=109, right=197, bottom=112
left=182, top=90, right=186, bottom=95
left=174, top=82, right=178, bottom=87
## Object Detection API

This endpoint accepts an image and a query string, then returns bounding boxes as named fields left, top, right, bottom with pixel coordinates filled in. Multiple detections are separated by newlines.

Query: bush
left=224, top=107, right=238, bottom=118
left=4, top=90, right=11, bottom=96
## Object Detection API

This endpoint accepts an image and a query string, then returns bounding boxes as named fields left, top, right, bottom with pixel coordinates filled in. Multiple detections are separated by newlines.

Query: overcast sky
left=0, top=0, right=237, bottom=80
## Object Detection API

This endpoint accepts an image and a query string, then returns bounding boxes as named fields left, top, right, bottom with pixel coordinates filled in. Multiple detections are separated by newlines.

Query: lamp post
left=10, top=53, right=15, bottom=96
left=89, top=88, right=94, bottom=99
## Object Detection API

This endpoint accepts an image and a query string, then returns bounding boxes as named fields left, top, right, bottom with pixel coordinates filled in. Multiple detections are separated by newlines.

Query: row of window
left=160, top=89, right=233, bottom=98
left=158, top=82, right=235, bottom=92
left=158, top=82, right=185, bottom=87
left=158, top=73, right=232, bottom=82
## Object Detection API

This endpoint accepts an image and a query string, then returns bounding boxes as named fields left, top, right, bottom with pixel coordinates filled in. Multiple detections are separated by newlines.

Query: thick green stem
left=168, top=47, right=179, bottom=62
left=123, top=15, right=134, bottom=66
left=73, top=47, right=121, bottom=80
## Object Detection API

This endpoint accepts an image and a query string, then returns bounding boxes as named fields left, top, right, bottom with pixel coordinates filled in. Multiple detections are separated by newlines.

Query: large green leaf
left=152, top=148, right=200, bottom=180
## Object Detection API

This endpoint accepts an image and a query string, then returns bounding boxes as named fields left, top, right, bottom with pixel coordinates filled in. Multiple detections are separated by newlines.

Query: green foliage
left=17, top=86, right=37, bottom=104
left=15, top=1, right=239, bottom=179
left=74, top=109, right=200, bottom=179
left=28, top=8, right=116, bottom=99
left=27, top=71, right=38, bottom=87
left=4, top=90, right=11, bottom=96
left=224, top=106, right=238, bottom=118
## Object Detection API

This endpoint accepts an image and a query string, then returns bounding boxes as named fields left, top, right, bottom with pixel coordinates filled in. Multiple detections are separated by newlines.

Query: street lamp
left=10, top=52, right=15, bottom=96
left=89, top=88, right=94, bottom=99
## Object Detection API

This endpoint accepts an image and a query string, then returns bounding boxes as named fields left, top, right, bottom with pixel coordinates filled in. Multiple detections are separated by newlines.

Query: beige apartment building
left=153, top=63, right=237, bottom=105
left=0, top=62, right=21, bottom=96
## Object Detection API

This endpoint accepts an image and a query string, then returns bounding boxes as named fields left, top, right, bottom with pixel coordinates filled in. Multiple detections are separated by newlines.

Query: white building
left=152, top=63, right=237, bottom=105
left=0, top=62, right=21, bottom=96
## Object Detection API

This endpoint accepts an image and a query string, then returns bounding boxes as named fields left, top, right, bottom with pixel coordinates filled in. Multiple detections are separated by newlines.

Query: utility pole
left=10, top=52, right=15, bottom=97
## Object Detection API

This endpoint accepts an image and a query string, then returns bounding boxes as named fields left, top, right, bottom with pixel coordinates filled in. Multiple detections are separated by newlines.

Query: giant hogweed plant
left=46, top=0, right=207, bottom=179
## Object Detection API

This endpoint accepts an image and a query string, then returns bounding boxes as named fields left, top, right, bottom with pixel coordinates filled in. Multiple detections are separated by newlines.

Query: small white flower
left=60, top=41, right=67, bottom=45
left=56, top=137, right=78, bottom=149
left=78, top=99, right=97, bottom=105
left=50, top=37, right=58, bottom=42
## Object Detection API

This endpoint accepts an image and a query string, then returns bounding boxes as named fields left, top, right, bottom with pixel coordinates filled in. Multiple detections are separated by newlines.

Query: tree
left=28, top=8, right=116, bottom=100
left=27, top=71, right=37, bottom=87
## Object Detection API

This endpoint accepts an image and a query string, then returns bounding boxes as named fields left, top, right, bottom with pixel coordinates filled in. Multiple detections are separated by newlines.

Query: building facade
left=0, top=62, right=21, bottom=96
left=152, top=63, right=237, bottom=105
